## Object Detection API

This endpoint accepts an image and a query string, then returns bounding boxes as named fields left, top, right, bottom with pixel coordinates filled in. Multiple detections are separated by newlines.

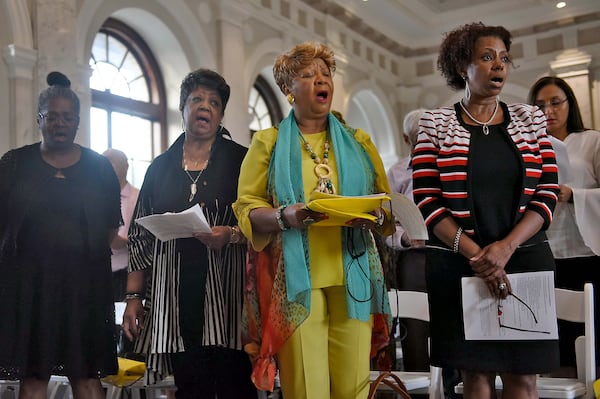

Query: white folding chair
left=0, top=380, right=19, bottom=399
left=370, top=289, right=444, bottom=399
left=455, top=283, right=596, bottom=399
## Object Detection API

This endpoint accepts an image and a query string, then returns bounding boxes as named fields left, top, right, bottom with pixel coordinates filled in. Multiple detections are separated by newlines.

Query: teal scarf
left=268, top=110, right=376, bottom=321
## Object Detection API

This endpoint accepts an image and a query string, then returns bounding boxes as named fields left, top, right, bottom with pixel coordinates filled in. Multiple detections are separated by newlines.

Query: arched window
left=89, top=18, right=166, bottom=188
left=249, top=75, right=283, bottom=136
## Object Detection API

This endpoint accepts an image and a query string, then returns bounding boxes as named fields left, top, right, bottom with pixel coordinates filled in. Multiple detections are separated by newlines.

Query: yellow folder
left=305, top=192, right=391, bottom=227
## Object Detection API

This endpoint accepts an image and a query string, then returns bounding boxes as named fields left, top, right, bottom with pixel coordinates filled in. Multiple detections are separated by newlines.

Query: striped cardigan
left=412, top=102, right=559, bottom=243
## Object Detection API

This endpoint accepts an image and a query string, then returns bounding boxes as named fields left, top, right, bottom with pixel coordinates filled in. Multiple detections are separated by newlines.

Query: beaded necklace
left=299, top=132, right=336, bottom=194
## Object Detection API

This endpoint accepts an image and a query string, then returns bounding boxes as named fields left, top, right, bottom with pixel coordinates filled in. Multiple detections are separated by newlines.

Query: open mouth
left=491, top=77, right=504, bottom=84
left=196, top=115, right=210, bottom=123
left=316, top=90, right=329, bottom=101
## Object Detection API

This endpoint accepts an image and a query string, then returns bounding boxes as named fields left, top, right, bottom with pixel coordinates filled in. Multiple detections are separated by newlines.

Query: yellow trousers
left=277, top=286, right=373, bottom=399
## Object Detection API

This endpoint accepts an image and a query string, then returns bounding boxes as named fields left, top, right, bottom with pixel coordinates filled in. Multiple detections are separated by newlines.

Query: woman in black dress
left=0, top=72, right=121, bottom=398
left=412, top=23, right=560, bottom=398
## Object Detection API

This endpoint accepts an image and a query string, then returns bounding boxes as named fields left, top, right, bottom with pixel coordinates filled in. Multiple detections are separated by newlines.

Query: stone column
left=33, top=0, right=94, bottom=145
left=2, top=44, right=37, bottom=148
left=550, top=49, right=593, bottom=129
left=216, top=1, right=251, bottom=146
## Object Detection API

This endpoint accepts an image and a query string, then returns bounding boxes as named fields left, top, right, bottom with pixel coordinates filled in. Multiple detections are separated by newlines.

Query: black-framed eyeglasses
left=534, top=98, right=568, bottom=112
left=39, top=112, right=79, bottom=125
left=497, top=291, right=551, bottom=334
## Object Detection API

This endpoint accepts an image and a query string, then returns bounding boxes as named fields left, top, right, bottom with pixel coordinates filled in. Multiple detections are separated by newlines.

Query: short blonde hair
left=273, top=42, right=336, bottom=94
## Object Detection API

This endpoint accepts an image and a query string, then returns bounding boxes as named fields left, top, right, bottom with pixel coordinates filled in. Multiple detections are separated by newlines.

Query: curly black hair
left=179, top=69, right=230, bottom=114
left=437, top=22, right=512, bottom=91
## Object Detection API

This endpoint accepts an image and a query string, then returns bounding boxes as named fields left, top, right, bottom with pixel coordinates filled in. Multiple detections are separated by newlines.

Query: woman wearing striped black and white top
left=121, top=69, right=256, bottom=399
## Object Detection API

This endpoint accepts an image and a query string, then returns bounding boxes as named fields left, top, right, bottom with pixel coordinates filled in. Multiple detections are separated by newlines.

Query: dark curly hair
left=437, top=22, right=512, bottom=91
left=38, top=71, right=80, bottom=115
left=179, top=69, right=230, bottom=114
left=528, top=76, right=586, bottom=133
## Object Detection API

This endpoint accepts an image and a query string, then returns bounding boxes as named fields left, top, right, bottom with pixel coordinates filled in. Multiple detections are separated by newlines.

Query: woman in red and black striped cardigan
left=412, top=22, right=559, bottom=399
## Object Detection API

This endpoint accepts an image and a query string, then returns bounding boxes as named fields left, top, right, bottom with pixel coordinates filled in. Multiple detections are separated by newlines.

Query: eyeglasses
left=497, top=291, right=551, bottom=334
left=39, top=112, right=79, bottom=125
left=534, top=98, right=568, bottom=112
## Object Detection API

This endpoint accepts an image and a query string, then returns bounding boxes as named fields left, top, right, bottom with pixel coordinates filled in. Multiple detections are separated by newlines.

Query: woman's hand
left=193, top=225, right=232, bottom=250
left=347, top=217, right=378, bottom=230
left=557, top=184, right=573, bottom=202
left=281, top=203, right=326, bottom=229
left=122, top=299, right=144, bottom=341
left=469, top=240, right=516, bottom=298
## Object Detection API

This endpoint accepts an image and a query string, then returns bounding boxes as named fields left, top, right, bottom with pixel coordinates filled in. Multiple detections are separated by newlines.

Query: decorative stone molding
left=550, top=49, right=592, bottom=78
left=3, top=44, right=37, bottom=148
left=3, top=44, right=37, bottom=79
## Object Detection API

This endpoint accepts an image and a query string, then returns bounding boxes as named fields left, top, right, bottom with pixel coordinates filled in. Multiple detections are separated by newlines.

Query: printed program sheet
left=462, top=271, right=558, bottom=340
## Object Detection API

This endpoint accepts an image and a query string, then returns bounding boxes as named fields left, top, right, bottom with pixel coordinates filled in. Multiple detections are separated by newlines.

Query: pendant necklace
left=183, top=158, right=208, bottom=202
left=299, top=131, right=336, bottom=194
left=459, top=97, right=499, bottom=135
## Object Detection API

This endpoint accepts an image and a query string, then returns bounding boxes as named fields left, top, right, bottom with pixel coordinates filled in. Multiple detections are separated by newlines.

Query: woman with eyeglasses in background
left=528, top=76, right=600, bottom=376
left=0, top=72, right=121, bottom=398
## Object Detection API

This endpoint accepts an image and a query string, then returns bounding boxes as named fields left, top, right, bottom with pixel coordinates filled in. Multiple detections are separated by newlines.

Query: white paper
left=134, top=204, right=212, bottom=241
left=384, top=192, right=429, bottom=240
left=461, top=271, right=558, bottom=340
left=548, top=135, right=573, bottom=185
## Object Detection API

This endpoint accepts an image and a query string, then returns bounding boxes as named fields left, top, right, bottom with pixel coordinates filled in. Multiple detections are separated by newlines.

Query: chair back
left=387, top=289, right=443, bottom=399
left=555, top=283, right=596, bottom=396
left=388, top=289, right=430, bottom=322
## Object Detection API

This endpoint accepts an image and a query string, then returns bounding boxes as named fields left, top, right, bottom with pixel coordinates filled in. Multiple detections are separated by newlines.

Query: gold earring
left=287, top=94, right=295, bottom=104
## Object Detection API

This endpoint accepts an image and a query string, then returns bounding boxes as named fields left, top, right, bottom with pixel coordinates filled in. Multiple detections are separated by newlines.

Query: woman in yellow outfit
left=233, top=42, right=393, bottom=399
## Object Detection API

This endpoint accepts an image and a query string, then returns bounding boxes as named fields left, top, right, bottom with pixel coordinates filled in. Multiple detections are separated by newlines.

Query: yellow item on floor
left=102, top=357, right=145, bottom=387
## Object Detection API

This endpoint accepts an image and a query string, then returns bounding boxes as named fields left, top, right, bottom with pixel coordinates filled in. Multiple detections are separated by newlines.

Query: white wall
left=1, top=0, right=600, bottom=167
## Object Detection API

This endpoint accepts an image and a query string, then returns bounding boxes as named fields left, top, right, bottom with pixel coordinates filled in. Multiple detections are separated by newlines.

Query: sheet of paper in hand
left=462, top=271, right=558, bottom=340
left=135, top=204, right=211, bottom=241
left=384, top=192, right=428, bottom=241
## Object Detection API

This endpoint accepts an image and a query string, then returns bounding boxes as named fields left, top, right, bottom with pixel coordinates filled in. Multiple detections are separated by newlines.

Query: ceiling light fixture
left=556, top=2, right=566, bottom=8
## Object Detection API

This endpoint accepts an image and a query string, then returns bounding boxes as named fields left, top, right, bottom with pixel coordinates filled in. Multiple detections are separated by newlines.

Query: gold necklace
left=299, top=132, right=335, bottom=194
left=459, top=97, right=499, bottom=135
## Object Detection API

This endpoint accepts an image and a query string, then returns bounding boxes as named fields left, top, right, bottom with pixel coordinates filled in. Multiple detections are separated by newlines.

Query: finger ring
left=498, top=282, right=507, bottom=291
left=302, top=216, right=315, bottom=226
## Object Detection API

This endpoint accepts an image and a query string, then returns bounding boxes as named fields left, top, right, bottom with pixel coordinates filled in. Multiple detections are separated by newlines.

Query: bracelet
left=376, top=208, right=385, bottom=227
left=229, top=225, right=241, bottom=244
left=124, top=292, right=143, bottom=301
left=275, top=205, right=289, bottom=231
left=453, top=226, right=463, bottom=254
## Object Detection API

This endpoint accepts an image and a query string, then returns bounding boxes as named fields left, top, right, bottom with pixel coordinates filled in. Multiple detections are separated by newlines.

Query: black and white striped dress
left=128, top=133, right=247, bottom=384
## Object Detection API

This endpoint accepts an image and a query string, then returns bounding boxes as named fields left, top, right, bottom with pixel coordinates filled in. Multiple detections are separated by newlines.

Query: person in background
left=386, top=108, right=426, bottom=249
left=528, top=76, right=600, bottom=376
left=233, top=41, right=394, bottom=399
left=122, top=69, right=256, bottom=399
left=0, top=71, right=120, bottom=398
left=413, top=23, right=559, bottom=398
left=385, top=109, right=430, bottom=374
left=103, top=148, right=140, bottom=302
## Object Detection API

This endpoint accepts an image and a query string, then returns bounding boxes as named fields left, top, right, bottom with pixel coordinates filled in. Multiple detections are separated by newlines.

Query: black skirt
left=426, top=242, right=559, bottom=374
